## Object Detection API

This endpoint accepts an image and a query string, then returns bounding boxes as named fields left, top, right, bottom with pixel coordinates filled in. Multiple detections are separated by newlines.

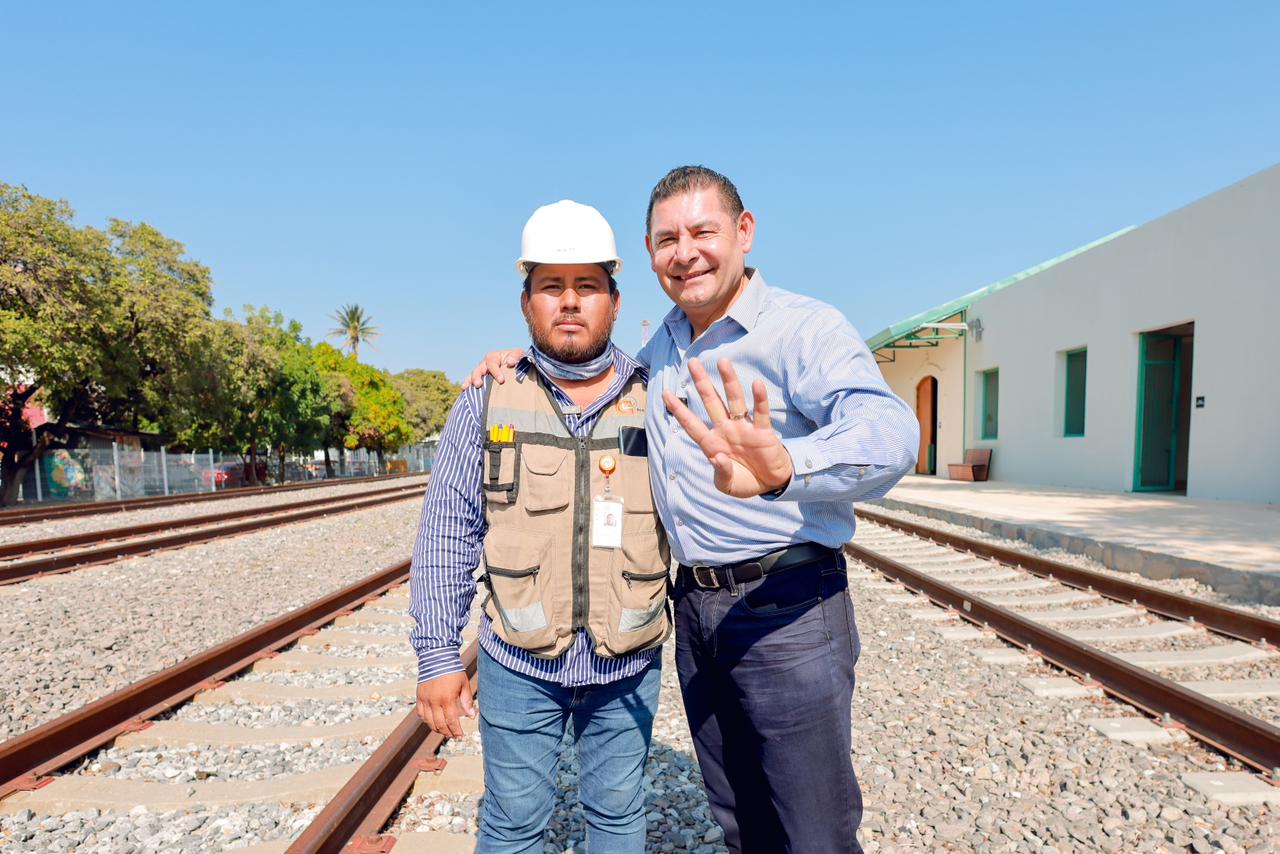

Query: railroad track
left=0, top=481, right=426, bottom=585
left=848, top=506, right=1280, bottom=796
left=0, top=559, right=483, bottom=852
left=0, top=471, right=422, bottom=527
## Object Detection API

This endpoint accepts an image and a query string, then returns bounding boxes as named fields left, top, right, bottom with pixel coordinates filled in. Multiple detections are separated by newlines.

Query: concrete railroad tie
left=238, top=830, right=478, bottom=854
left=0, top=753, right=484, bottom=814
left=251, top=651, right=417, bottom=672
left=113, top=715, right=407, bottom=749
left=193, top=680, right=418, bottom=704
left=1115, top=641, right=1275, bottom=669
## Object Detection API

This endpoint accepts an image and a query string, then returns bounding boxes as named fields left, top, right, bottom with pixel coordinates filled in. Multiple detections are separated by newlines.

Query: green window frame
left=1064, top=348, right=1087, bottom=437
left=981, top=369, right=999, bottom=440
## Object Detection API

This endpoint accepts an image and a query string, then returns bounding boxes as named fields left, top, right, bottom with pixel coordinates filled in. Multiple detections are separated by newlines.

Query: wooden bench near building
left=947, top=449, right=992, bottom=482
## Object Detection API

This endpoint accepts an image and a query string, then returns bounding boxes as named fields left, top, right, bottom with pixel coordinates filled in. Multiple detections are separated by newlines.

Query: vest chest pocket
left=521, top=444, right=572, bottom=512
left=483, top=528, right=558, bottom=649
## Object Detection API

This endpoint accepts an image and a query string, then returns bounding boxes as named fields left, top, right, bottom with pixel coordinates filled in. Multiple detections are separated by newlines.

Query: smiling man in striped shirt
left=409, top=200, right=671, bottom=854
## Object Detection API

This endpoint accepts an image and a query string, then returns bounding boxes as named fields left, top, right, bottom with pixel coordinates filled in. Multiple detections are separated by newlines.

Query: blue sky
left=5, top=2, right=1277, bottom=381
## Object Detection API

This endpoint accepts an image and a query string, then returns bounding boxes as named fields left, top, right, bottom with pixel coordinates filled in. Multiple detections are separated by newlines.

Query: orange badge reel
left=591, top=454, right=623, bottom=548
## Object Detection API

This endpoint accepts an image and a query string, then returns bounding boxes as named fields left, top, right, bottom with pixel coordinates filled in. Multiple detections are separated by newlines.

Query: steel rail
left=0, top=487, right=422, bottom=586
left=286, top=643, right=480, bottom=854
left=856, top=506, right=1280, bottom=645
left=846, top=542, right=1280, bottom=777
left=0, top=480, right=423, bottom=561
left=0, top=559, right=411, bottom=801
left=0, top=471, right=423, bottom=526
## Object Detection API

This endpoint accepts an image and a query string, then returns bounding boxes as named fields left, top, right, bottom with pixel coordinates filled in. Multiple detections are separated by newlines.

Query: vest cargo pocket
left=483, top=528, right=558, bottom=650
left=594, top=515, right=671, bottom=655
left=521, top=444, right=572, bottom=512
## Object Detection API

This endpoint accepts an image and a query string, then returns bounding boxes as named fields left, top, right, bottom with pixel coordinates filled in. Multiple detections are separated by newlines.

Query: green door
left=1133, top=333, right=1182, bottom=491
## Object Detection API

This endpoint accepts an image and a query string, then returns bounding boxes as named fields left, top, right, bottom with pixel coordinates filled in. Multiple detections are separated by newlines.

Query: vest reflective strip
left=486, top=406, right=646, bottom=438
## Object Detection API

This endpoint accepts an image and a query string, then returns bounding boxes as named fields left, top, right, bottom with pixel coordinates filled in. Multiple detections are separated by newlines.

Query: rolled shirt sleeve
left=766, top=308, right=919, bottom=503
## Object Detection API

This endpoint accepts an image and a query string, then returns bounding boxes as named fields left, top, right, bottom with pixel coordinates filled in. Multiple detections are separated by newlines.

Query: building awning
left=865, top=227, right=1135, bottom=353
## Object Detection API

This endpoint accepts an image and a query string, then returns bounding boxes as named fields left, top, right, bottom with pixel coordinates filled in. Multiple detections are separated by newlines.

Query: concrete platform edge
left=869, top=496, right=1279, bottom=604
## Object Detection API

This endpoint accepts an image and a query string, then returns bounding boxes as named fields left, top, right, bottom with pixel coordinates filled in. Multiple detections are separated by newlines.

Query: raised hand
left=463, top=348, right=525, bottom=388
left=661, top=357, right=794, bottom=498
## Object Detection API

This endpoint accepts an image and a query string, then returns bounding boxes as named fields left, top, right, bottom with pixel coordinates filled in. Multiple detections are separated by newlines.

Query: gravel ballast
left=3, top=500, right=1277, bottom=851
left=0, top=498, right=422, bottom=741
left=77, top=738, right=381, bottom=783
left=172, top=697, right=407, bottom=728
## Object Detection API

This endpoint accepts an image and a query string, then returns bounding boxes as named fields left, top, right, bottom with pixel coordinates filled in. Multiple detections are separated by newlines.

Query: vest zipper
left=573, top=435, right=589, bottom=629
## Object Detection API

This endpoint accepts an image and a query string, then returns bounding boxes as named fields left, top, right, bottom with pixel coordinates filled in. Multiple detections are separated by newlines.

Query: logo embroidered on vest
left=616, top=396, right=639, bottom=415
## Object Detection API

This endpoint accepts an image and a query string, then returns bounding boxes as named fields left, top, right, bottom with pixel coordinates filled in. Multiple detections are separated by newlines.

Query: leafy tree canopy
left=391, top=369, right=459, bottom=440
left=0, top=182, right=212, bottom=502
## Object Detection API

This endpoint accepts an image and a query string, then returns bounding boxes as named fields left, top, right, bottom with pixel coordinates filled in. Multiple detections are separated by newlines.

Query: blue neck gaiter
left=531, top=342, right=615, bottom=381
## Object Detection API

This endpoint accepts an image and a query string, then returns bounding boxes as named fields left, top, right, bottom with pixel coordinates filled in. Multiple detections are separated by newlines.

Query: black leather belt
left=679, top=543, right=839, bottom=590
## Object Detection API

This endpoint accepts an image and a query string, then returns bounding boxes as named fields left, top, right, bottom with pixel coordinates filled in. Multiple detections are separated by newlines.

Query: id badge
left=591, top=496, right=624, bottom=549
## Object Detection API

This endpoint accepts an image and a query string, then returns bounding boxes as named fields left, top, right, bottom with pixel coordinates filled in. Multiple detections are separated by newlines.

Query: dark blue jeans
left=476, top=646, right=662, bottom=854
left=674, top=553, right=862, bottom=853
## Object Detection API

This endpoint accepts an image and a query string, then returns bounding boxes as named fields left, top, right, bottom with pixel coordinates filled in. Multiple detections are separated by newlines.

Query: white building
left=869, top=163, right=1280, bottom=504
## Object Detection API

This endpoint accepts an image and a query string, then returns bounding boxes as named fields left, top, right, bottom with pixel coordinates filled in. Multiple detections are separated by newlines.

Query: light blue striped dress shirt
left=408, top=346, right=659, bottom=687
left=637, top=270, right=919, bottom=566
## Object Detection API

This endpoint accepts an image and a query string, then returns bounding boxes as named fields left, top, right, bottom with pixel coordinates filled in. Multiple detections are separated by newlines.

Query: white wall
left=877, top=333, right=965, bottom=478
left=963, top=164, right=1280, bottom=503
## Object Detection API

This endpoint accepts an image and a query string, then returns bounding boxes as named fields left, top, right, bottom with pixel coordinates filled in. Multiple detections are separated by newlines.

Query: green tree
left=327, top=303, right=379, bottom=360
left=209, top=307, right=336, bottom=486
left=312, top=343, right=411, bottom=471
left=312, top=342, right=357, bottom=476
left=269, top=337, right=336, bottom=483
left=347, top=359, right=414, bottom=470
left=391, top=369, right=458, bottom=440
left=0, top=183, right=212, bottom=504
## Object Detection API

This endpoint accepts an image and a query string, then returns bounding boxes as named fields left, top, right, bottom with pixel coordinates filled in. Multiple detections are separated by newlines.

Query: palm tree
left=328, top=304, right=380, bottom=360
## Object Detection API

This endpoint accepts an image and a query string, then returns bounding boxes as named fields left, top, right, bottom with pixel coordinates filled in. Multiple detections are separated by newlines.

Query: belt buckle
left=692, top=565, right=720, bottom=589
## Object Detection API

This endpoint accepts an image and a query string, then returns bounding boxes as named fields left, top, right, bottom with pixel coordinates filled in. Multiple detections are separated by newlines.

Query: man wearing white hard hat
left=470, top=168, right=919, bottom=853
left=409, top=200, right=671, bottom=853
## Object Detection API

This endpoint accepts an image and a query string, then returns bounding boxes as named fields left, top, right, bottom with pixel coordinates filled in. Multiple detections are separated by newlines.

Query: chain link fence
left=12, top=442, right=436, bottom=508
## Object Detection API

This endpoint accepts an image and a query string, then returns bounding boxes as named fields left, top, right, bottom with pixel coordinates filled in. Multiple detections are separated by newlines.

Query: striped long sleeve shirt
left=408, top=346, right=659, bottom=687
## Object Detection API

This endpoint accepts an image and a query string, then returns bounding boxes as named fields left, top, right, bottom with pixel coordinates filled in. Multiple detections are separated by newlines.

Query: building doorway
left=915, top=376, right=938, bottom=475
left=1134, top=322, right=1194, bottom=492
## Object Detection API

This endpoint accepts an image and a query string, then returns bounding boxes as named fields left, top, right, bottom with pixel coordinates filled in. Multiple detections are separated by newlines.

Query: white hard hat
left=516, top=200, right=623, bottom=277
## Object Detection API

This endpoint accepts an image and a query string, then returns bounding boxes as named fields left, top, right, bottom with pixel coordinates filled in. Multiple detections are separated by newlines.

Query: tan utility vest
left=480, top=366, right=671, bottom=659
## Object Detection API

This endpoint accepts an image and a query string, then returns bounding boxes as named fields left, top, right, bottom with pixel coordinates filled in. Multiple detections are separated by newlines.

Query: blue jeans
left=476, top=645, right=662, bottom=854
left=674, top=553, right=862, bottom=853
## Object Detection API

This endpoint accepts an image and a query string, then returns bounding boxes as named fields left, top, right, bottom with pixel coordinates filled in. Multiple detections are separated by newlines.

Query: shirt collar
left=661, top=267, right=768, bottom=343
left=726, top=268, right=767, bottom=332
